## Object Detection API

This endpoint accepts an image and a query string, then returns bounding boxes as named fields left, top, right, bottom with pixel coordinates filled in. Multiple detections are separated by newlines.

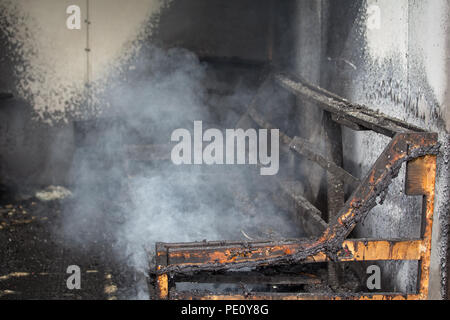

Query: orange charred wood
left=172, top=292, right=421, bottom=300
left=156, top=240, right=423, bottom=273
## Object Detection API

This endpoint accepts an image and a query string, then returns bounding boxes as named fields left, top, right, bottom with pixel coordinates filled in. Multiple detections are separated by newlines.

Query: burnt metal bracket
left=151, top=72, right=439, bottom=300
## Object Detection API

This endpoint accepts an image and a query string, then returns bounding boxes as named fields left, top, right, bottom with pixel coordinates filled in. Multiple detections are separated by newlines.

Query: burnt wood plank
left=275, top=73, right=425, bottom=137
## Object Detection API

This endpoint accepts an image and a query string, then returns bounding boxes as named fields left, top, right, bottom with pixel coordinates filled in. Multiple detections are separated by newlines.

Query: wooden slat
left=278, top=180, right=327, bottom=236
left=338, top=240, right=423, bottom=262
left=275, top=73, right=425, bottom=137
left=160, top=239, right=423, bottom=272
left=290, top=136, right=359, bottom=187
left=172, top=292, right=420, bottom=300
left=155, top=243, right=169, bottom=300
left=175, top=272, right=321, bottom=285
left=417, top=155, right=437, bottom=299
left=247, top=108, right=292, bottom=145
left=405, top=155, right=437, bottom=196
left=331, top=114, right=368, bottom=131
left=245, top=106, right=360, bottom=187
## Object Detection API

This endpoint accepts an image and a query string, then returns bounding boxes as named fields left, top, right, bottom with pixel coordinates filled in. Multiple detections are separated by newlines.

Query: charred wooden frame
left=151, top=72, right=439, bottom=300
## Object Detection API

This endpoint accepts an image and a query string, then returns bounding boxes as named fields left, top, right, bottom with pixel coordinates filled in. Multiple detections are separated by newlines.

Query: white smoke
left=62, top=44, right=300, bottom=293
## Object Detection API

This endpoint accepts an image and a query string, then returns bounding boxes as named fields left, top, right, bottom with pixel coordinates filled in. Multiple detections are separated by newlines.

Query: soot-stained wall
left=321, top=0, right=449, bottom=299
left=0, top=0, right=271, bottom=189
left=0, top=0, right=167, bottom=189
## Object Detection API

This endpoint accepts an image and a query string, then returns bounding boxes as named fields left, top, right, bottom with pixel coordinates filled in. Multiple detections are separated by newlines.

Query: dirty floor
left=0, top=186, right=138, bottom=300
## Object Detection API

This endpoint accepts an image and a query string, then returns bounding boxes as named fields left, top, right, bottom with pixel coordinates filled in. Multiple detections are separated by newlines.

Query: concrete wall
left=0, top=0, right=166, bottom=122
left=322, top=0, right=449, bottom=298
left=156, top=0, right=271, bottom=61
left=0, top=0, right=271, bottom=188
left=0, top=0, right=167, bottom=188
left=0, top=0, right=271, bottom=123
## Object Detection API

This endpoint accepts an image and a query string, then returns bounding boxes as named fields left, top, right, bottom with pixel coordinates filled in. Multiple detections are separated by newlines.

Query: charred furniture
left=151, top=72, right=439, bottom=300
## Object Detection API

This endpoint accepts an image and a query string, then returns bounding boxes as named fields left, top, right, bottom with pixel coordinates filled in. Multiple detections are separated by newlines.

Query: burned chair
left=149, top=72, right=438, bottom=300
